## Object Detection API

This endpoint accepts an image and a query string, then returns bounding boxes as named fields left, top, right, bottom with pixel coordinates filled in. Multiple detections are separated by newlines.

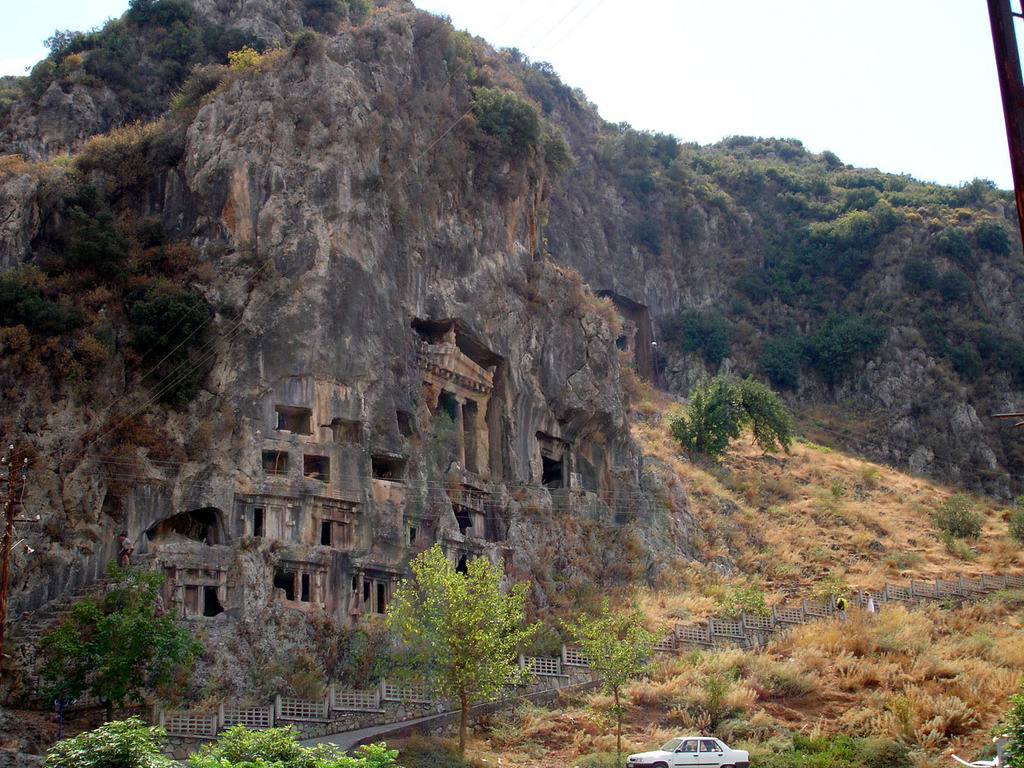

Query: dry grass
left=452, top=378, right=1024, bottom=767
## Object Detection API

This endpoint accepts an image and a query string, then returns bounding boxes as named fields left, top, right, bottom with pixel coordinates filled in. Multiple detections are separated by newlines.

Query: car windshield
left=661, top=739, right=684, bottom=752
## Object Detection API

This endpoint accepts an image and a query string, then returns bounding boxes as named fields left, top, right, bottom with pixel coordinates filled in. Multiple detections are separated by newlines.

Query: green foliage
left=44, top=720, right=396, bottom=768
left=932, top=494, right=983, bottom=539
left=938, top=269, right=973, bottom=302
left=1010, top=501, right=1024, bottom=546
left=759, top=335, right=802, bottom=389
left=717, top=584, right=768, bottom=617
left=0, top=268, right=83, bottom=334
left=975, top=219, right=1012, bottom=256
left=564, top=598, right=659, bottom=757
left=43, top=717, right=175, bottom=768
left=386, top=544, right=538, bottom=755
left=903, top=257, right=939, bottom=291
left=1005, top=682, right=1024, bottom=768
left=662, top=309, right=731, bottom=366
left=471, top=87, right=542, bottom=160
left=39, top=565, right=201, bottom=715
left=804, top=313, right=886, bottom=384
left=670, top=375, right=792, bottom=458
left=933, top=226, right=972, bottom=264
left=128, top=285, right=211, bottom=407
left=188, top=726, right=397, bottom=768
left=737, top=376, right=794, bottom=453
left=541, top=122, right=575, bottom=175
left=758, top=734, right=910, bottom=768
left=669, top=375, right=742, bottom=458
left=66, top=205, right=131, bottom=276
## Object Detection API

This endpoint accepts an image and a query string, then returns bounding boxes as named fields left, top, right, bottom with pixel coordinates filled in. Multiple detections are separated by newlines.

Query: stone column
left=454, top=397, right=466, bottom=467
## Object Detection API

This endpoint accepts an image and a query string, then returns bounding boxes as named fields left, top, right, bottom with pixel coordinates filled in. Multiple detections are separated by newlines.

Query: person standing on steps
left=835, top=594, right=848, bottom=621
left=118, top=532, right=133, bottom=567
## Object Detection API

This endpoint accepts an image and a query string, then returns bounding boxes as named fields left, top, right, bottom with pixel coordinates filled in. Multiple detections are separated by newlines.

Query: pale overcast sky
left=1, top=1, right=1017, bottom=189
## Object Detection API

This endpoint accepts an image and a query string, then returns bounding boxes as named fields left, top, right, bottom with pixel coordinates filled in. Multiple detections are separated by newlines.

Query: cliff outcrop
left=0, top=0, right=695, bottom=694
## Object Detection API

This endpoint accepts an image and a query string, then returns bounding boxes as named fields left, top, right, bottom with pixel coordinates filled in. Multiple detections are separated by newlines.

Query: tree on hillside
left=39, top=564, right=201, bottom=718
left=385, top=544, right=539, bottom=756
left=669, top=375, right=793, bottom=459
left=564, top=599, right=659, bottom=759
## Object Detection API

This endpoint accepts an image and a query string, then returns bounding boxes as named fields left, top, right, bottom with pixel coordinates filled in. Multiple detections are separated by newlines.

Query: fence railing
left=220, top=704, right=274, bottom=730
left=654, top=569, right=1024, bottom=654
left=276, top=695, right=329, bottom=722
left=160, top=651, right=586, bottom=738
left=160, top=711, right=218, bottom=738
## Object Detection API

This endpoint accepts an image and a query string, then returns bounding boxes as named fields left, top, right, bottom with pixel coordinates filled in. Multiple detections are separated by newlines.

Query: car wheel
left=721, top=764, right=734, bottom=768
left=652, top=763, right=668, bottom=768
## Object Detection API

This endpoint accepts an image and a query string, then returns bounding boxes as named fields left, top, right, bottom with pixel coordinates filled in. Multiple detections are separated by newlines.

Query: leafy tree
left=385, top=544, right=538, bottom=755
left=188, top=725, right=397, bottom=768
left=39, top=565, right=201, bottom=718
left=737, top=376, right=794, bottom=454
left=669, top=375, right=792, bottom=459
left=42, top=716, right=175, bottom=768
left=564, top=599, right=659, bottom=759
left=669, top=375, right=741, bottom=458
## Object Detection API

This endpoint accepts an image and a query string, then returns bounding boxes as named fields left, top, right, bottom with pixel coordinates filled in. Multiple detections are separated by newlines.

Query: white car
left=626, top=736, right=750, bottom=768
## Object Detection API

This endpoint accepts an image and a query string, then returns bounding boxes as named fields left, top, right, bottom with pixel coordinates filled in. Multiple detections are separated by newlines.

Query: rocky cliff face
left=0, top=0, right=696, bottom=682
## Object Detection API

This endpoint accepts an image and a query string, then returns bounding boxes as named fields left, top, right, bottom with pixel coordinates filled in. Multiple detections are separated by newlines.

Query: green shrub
left=663, top=309, right=731, bottom=366
left=975, top=219, right=1012, bottom=255
left=933, top=494, right=983, bottom=539
left=471, top=87, right=542, bottom=160
left=574, top=753, right=622, bottom=768
left=939, top=269, right=973, bottom=302
left=1009, top=506, right=1024, bottom=545
left=933, top=227, right=972, bottom=263
left=804, top=313, right=886, bottom=384
left=759, top=335, right=802, bottom=389
left=903, top=257, right=939, bottom=291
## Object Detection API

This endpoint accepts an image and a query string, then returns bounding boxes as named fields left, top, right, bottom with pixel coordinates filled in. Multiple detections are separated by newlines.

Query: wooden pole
left=988, top=0, right=1024, bottom=251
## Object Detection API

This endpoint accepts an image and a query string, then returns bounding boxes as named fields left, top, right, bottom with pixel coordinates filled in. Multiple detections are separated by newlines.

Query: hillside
left=0, top=0, right=1023, bottom=764
left=442, top=378, right=1024, bottom=768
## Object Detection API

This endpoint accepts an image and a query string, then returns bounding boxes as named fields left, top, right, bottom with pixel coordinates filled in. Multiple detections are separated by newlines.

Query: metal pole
left=988, top=0, right=1024, bottom=250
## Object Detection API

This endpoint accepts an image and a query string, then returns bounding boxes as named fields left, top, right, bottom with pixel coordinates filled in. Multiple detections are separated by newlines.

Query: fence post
left=218, top=703, right=225, bottom=730
left=159, top=711, right=165, bottom=729
left=561, top=645, right=567, bottom=665
left=275, top=694, right=282, bottom=721
left=323, top=694, right=330, bottom=719
left=518, top=653, right=525, bottom=670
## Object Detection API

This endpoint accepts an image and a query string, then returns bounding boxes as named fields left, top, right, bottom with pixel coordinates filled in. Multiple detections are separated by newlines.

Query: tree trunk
left=614, top=687, right=621, bottom=758
left=459, top=691, right=469, bottom=756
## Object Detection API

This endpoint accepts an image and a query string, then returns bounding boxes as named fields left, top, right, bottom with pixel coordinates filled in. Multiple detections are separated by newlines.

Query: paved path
left=298, top=682, right=600, bottom=754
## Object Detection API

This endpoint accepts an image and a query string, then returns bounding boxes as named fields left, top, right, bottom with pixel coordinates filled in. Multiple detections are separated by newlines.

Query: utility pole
left=0, top=444, right=28, bottom=677
left=988, top=0, right=1024, bottom=250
